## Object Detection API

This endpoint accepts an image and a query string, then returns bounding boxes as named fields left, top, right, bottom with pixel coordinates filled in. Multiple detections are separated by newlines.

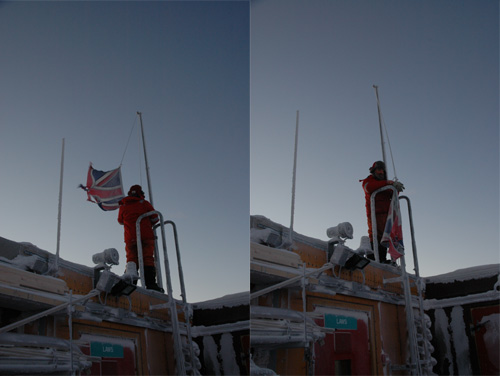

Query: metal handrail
left=0, top=289, right=100, bottom=334
left=154, top=219, right=195, bottom=373
left=135, top=210, right=185, bottom=375
left=370, top=186, right=422, bottom=375
left=369, top=185, right=399, bottom=263
left=153, top=221, right=188, bottom=303
left=400, top=196, right=432, bottom=373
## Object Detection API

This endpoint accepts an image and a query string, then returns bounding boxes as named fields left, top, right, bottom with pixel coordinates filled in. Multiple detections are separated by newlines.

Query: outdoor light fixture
left=95, top=270, right=136, bottom=297
left=92, top=248, right=136, bottom=296
left=326, top=222, right=354, bottom=242
left=329, top=244, right=370, bottom=271
left=326, top=222, right=353, bottom=261
left=93, top=248, right=119, bottom=289
left=92, top=248, right=119, bottom=267
left=326, top=222, right=370, bottom=270
left=110, top=279, right=137, bottom=296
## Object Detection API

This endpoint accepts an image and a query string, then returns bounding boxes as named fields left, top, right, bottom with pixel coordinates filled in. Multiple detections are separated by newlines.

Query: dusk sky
left=0, top=1, right=249, bottom=303
left=250, top=0, right=499, bottom=277
left=0, top=0, right=498, bottom=303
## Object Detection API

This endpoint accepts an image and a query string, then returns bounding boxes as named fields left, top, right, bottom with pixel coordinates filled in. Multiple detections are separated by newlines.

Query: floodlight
left=344, top=253, right=371, bottom=270
left=110, top=279, right=137, bottom=296
left=92, top=248, right=120, bottom=291
left=96, top=270, right=136, bottom=297
left=92, top=248, right=119, bottom=266
left=330, top=244, right=370, bottom=271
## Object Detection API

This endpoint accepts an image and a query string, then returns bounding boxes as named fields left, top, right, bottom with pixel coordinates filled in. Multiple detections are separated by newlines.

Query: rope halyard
left=381, top=110, right=398, bottom=181
left=119, top=114, right=138, bottom=167
left=119, top=113, right=145, bottom=187
left=373, top=85, right=399, bottom=181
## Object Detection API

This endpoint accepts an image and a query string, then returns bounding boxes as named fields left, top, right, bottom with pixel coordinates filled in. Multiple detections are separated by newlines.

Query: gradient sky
left=0, top=1, right=249, bottom=303
left=250, top=0, right=499, bottom=277
left=0, top=0, right=498, bottom=305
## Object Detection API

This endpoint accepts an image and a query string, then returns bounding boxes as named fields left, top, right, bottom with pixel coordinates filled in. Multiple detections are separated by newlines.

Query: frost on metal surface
left=433, top=308, right=453, bottom=375
left=450, top=306, right=472, bottom=375
left=479, top=312, right=500, bottom=371
left=202, top=335, right=221, bottom=375
left=220, top=333, right=239, bottom=375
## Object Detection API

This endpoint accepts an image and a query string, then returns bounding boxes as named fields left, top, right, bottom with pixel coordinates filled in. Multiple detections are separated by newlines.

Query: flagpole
left=373, top=85, right=387, bottom=167
left=289, top=110, right=299, bottom=246
left=136, top=111, right=164, bottom=290
left=54, top=138, right=65, bottom=274
left=137, top=111, right=154, bottom=206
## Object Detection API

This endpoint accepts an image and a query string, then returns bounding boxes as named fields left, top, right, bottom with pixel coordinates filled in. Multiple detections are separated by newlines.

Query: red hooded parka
left=117, top=196, right=159, bottom=244
left=360, top=174, right=393, bottom=242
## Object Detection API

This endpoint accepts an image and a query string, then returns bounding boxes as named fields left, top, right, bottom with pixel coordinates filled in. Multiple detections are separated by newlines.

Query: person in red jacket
left=360, top=161, right=404, bottom=263
left=118, top=185, right=163, bottom=292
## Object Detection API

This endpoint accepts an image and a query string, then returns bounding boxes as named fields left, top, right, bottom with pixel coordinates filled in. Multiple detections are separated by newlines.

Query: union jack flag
left=381, top=189, right=404, bottom=260
left=80, top=164, right=124, bottom=211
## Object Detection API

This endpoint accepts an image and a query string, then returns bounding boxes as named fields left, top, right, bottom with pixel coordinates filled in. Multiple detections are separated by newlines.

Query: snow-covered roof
left=192, top=291, right=249, bottom=310
left=424, top=264, right=500, bottom=284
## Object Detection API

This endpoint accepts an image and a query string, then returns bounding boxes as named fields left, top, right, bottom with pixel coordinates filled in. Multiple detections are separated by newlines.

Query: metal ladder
left=136, top=211, right=196, bottom=375
left=370, top=187, right=433, bottom=375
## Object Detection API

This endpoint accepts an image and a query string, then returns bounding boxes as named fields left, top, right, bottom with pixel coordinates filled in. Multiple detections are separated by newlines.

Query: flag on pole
left=381, top=189, right=404, bottom=260
left=80, top=163, right=124, bottom=211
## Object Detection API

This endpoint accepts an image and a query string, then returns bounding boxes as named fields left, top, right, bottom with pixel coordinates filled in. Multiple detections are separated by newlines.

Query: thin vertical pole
left=137, top=111, right=154, bottom=206
left=289, top=110, right=299, bottom=245
left=373, top=85, right=387, bottom=167
left=55, top=138, right=65, bottom=273
left=68, top=289, right=74, bottom=374
left=136, top=112, right=163, bottom=289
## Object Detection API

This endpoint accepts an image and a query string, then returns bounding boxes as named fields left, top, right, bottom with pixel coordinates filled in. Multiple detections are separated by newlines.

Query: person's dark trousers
left=368, top=241, right=388, bottom=263
left=144, top=265, right=164, bottom=292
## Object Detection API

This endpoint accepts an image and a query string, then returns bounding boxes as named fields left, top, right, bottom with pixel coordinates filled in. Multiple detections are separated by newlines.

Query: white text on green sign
left=90, top=342, right=124, bottom=358
left=324, top=314, right=357, bottom=330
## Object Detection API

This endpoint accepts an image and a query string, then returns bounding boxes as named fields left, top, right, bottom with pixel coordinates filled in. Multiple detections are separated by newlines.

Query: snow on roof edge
left=192, top=291, right=249, bottom=310
left=424, top=264, right=500, bottom=284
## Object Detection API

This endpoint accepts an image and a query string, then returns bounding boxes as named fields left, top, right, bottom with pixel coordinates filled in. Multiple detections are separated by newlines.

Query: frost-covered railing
left=135, top=210, right=186, bottom=375
left=250, top=262, right=333, bottom=360
left=152, top=218, right=196, bottom=374
left=370, top=186, right=433, bottom=375
left=369, top=185, right=398, bottom=264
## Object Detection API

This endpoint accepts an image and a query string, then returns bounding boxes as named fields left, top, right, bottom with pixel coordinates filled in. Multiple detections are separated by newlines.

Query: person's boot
left=123, top=262, right=139, bottom=285
left=144, top=266, right=164, bottom=293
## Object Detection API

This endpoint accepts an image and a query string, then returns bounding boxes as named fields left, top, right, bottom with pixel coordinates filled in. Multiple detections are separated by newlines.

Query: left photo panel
left=0, top=1, right=250, bottom=375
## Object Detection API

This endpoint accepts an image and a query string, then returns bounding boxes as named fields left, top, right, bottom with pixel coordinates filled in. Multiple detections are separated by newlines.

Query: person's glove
left=393, top=180, right=405, bottom=192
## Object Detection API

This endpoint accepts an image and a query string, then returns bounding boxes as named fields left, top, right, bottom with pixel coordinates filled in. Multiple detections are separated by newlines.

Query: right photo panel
left=250, top=1, right=499, bottom=375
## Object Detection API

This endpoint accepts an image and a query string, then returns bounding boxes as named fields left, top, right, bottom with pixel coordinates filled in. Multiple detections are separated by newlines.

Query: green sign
left=324, top=314, right=357, bottom=330
left=90, top=342, right=124, bottom=358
